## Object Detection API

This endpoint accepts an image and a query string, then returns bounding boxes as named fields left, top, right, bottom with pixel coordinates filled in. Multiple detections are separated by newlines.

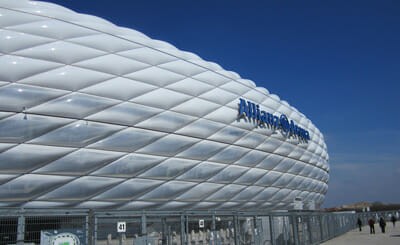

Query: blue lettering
left=238, top=99, right=310, bottom=141
left=238, top=98, right=249, bottom=117
left=260, top=111, right=267, bottom=123
left=280, top=114, right=290, bottom=132
left=304, top=131, right=310, bottom=140
left=273, top=115, right=280, bottom=128
left=247, top=101, right=254, bottom=119
left=289, top=120, right=296, bottom=135
left=295, top=125, right=300, bottom=136
left=299, top=128, right=305, bottom=138
left=251, top=102, right=257, bottom=119
left=266, top=113, right=274, bottom=125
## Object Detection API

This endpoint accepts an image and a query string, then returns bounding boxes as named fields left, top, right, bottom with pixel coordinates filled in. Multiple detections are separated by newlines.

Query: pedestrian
left=379, top=217, right=386, bottom=233
left=357, top=218, right=362, bottom=231
left=390, top=215, right=397, bottom=227
left=368, top=218, right=375, bottom=234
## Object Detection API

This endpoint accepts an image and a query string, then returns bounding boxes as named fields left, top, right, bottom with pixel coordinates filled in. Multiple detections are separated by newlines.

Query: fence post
left=334, top=215, right=338, bottom=237
left=291, top=215, right=299, bottom=245
left=319, top=215, right=324, bottom=243
left=306, top=216, right=312, bottom=245
left=181, top=215, right=185, bottom=245
left=141, top=214, right=147, bottom=236
left=17, top=214, right=25, bottom=245
left=328, top=215, right=332, bottom=239
left=168, top=225, right=172, bottom=245
left=94, top=215, right=98, bottom=245
left=283, top=216, right=288, bottom=245
left=211, top=214, right=216, bottom=244
left=234, top=215, right=239, bottom=245
left=269, top=215, right=275, bottom=245
left=253, top=216, right=259, bottom=245
left=86, top=213, right=90, bottom=245
left=186, top=215, right=189, bottom=245
left=301, top=216, right=306, bottom=245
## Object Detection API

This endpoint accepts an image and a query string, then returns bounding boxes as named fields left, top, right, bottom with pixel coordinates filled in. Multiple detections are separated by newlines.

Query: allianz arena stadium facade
left=0, top=0, right=329, bottom=211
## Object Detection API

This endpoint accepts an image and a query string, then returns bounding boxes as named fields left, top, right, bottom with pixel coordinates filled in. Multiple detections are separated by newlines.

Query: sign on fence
left=199, top=219, right=204, bottom=228
left=117, top=221, right=126, bottom=232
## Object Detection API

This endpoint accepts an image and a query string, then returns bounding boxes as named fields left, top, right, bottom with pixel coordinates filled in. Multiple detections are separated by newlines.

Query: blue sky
left=47, top=0, right=400, bottom=208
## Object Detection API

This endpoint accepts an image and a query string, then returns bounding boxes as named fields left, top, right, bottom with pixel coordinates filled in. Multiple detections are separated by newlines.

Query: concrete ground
left=321, top=224, right=400, bottom=245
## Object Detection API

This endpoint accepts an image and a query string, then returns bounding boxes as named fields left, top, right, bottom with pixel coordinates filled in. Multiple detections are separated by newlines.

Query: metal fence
left=0, top=208, right=398, bottom=245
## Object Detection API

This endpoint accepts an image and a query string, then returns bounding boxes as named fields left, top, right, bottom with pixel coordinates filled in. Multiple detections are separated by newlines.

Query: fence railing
left=0, top=208, right=398, bottom=245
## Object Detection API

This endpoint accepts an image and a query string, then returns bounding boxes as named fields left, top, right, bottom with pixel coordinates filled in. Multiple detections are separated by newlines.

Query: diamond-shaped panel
left=18, top=65, right=114, bottom=91
left=0, top=29, right=53, bottom=53
left=14, top=40, right=107, bottom=64
left=0, top=174, right=75, bottom=201
left=37, top=176, right=124, bottom=201
left=30, top=120, right=123, bottom=148
left=28, top=93, right=119, bottom=118
left=91, top=154, right=166, bottom=178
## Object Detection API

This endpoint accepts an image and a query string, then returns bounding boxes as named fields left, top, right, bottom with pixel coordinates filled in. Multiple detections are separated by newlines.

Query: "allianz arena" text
left=238, top=98, right=311, bottom=141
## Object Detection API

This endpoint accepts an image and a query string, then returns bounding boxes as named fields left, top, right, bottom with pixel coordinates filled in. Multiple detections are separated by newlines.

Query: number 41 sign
left=117, top=222, right=126, bottom=233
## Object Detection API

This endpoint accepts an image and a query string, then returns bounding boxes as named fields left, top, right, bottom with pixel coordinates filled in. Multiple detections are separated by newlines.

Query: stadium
left=0, top=0, right=329, bottom=211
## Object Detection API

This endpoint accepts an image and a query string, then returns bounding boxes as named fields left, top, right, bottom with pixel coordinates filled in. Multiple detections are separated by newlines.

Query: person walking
left=368, top=218, right=375, bottom=234
left=390, top=215, right=397, bottom=227
left=357, top=218, right=362, bottom=231
left=379, top=217, right=386, bottom=233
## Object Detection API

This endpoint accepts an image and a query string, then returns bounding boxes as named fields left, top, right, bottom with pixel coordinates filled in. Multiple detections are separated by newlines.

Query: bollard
left=119, top=233, right=126, bottom=245
left=107, top=234, right=112, bottom=245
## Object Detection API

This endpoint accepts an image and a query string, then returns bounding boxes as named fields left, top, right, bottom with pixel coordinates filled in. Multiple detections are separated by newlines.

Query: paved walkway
left=321, top=224, right=400, bottom=245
